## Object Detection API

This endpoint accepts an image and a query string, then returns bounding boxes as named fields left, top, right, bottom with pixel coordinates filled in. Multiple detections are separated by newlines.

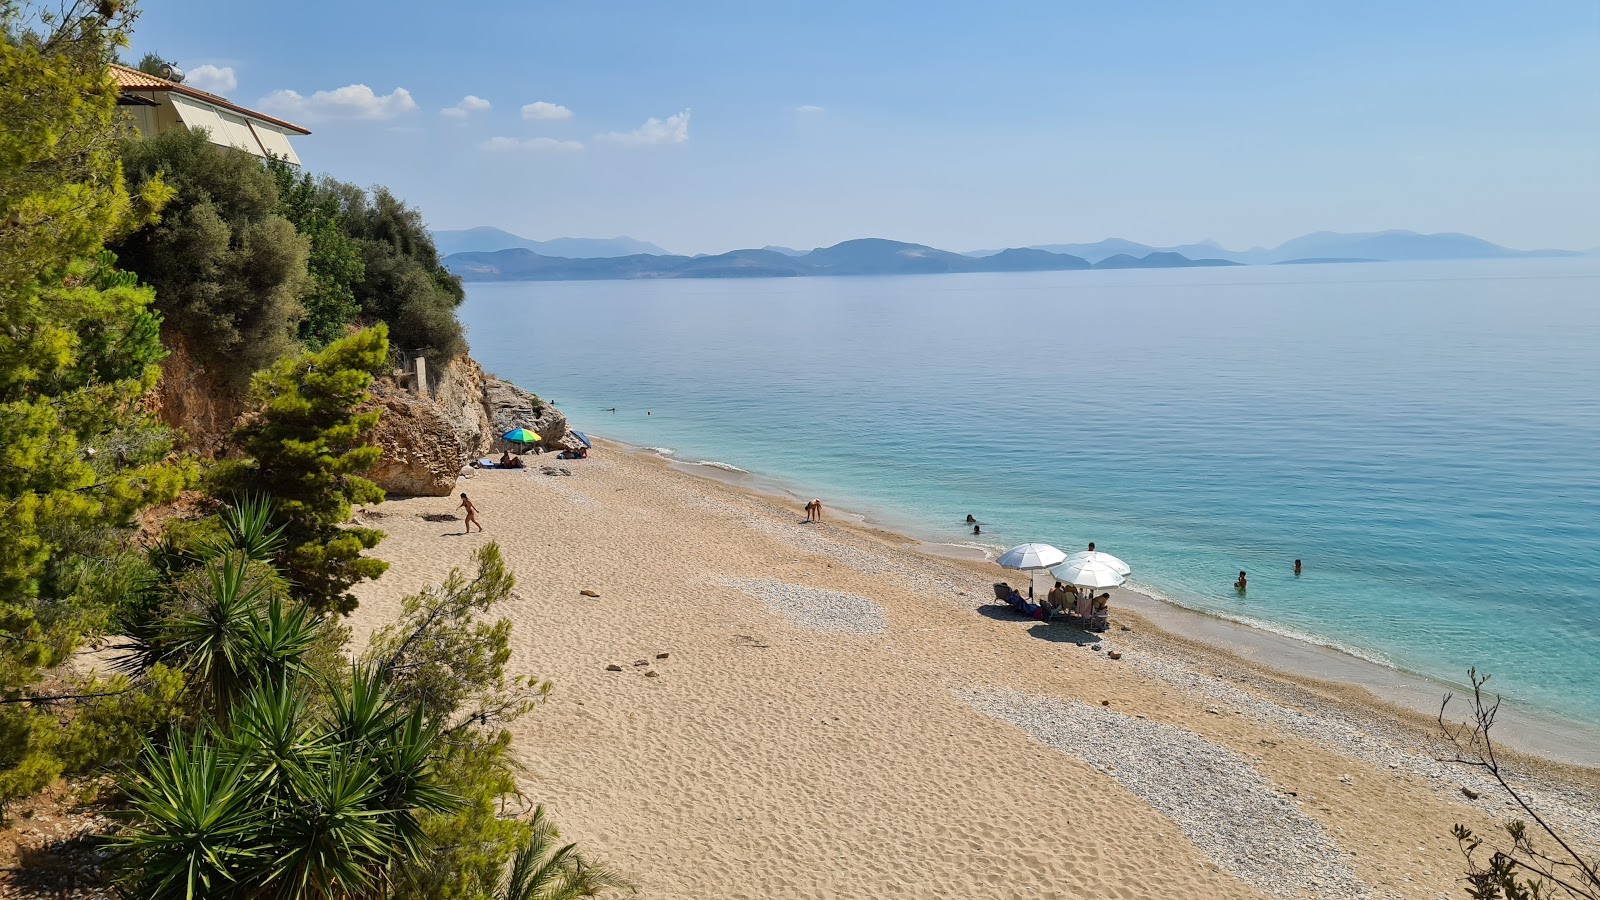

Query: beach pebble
left=580, top=589, right=600, bottom=597
left=1091, top=643, right=1103, bottom=651
left=633, top=659, right=649, bottom=667
left=1108, top=650, right=1123, bottom=660
left=644, top=670, right=659, bottom=678
left=967, top=688, right=1368, bottom=899
left=605, top=664, right=623, bottom=672
left=656, top=652, right=670, bottom=659
left=1337, top=775, right=1353, bottom=785
left=1101, top=700, right=1111, bottom=707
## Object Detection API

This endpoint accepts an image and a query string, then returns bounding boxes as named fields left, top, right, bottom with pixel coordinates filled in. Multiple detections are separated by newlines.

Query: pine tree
left=217, top=326, right=392, bottom=613
left=0, top=0, right=191, bottom=811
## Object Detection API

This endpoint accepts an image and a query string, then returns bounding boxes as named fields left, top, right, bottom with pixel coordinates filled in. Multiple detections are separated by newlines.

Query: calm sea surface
left=460, top=259, right=1600, bottom=727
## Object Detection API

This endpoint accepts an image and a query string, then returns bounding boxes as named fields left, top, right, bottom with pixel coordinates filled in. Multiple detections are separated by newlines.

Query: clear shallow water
left=460, top=260, right=1600, bottom=728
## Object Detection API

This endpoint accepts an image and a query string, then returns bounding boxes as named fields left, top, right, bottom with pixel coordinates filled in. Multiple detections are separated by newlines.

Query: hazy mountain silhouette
left=441, top=239, right=1259, bottom=281
left=977, top=230, right=1581, bottom=264
left=429, top=227, right=671, bottom=258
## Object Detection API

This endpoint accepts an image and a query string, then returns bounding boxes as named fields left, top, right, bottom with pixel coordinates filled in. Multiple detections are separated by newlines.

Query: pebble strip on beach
left=967, top=688, right=1370, bottom=900
left=716, top=578, right=886, bottom=635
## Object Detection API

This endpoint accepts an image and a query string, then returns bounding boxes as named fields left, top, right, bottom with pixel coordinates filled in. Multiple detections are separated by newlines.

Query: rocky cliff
left=154, top=332, right=574, bottom=498
left=154, top=333, right=250, bottom=457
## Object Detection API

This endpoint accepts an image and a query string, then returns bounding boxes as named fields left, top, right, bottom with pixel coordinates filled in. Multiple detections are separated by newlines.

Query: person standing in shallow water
left=1234, top=570, right=1247, bottom=592
left=1294, top=559, right=1302, bottom=576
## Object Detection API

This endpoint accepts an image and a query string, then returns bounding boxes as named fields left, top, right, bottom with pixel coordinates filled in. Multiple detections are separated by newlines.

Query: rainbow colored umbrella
left=502, top=428, right=540, bottom=450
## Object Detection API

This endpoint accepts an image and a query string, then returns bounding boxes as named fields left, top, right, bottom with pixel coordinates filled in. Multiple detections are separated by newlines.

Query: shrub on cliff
left=214, top=326, right=392, bottom=614
left=0, top=0, right=193, bottom=812
left=115, top=126, right=310, bottom=382
left=323, top=180, right=468, bottom=361
left=268, top=158, right=365, bottom=349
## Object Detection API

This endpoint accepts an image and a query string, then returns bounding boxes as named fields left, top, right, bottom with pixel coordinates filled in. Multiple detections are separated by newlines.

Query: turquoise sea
left=459, top=259, right=1600, bottom=730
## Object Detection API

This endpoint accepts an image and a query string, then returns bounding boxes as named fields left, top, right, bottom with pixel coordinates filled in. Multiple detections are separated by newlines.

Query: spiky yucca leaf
left=112, top=732, right=267, bottom=900
left=499, top=806, right=633, bottom=900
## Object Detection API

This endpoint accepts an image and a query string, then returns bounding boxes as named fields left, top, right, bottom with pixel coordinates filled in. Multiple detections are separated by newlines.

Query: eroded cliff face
left=155, top=334, right=574, bottom=498
left=154, top=332, right=249, bottom=457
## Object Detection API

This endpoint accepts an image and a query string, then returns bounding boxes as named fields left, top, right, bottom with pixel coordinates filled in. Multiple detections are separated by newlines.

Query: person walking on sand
left=458, top=492, right=483, bottom=534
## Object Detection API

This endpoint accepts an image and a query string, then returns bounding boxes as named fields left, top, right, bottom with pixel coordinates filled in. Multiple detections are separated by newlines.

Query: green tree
left=216, top=326, right=391, bottom=613
left=0, top=0, right=190, bottom=812
left=134, top=48, right=164, bottom=75
left=268, top=159, right=364, bottom=348
left=326, top=181, right=467, bottom=361
left=115, top=125, right=310, bottom=382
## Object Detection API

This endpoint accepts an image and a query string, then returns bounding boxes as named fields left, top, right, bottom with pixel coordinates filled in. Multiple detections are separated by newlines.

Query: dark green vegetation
left=1, top=0, right=192, bottom=815
left=443, top=237, right=1241, bottom=282
left=1, top=3, right=621, bottom=896
left=115, top=121, right=466, bottom=370
left=213, top=327, right=391, bottom=614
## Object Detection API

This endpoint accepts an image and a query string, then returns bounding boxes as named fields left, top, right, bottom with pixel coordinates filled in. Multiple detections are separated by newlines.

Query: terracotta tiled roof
left=109, top=63, right=310, bottom=135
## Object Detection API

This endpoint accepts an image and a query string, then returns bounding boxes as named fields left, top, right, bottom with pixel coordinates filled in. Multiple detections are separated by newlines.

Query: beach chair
left=992, top=583, right=1012, bottom=603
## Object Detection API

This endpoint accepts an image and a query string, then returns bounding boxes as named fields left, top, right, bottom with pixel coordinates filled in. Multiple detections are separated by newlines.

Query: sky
left=130, top=0, right=1600, bottom=255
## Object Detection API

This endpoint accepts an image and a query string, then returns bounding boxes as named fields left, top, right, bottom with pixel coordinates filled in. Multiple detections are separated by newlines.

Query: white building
left=113, top=63, right=309, bottom=164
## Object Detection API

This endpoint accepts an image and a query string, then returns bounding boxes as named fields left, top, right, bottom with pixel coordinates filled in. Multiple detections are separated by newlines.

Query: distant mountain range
left=443, top=238, right=1242, bottom=282
left=968, top=230, right=1586, bottom=264
left=429, top=227, right=671, bottom=259
left=437, top=228, right=1592, bottom=283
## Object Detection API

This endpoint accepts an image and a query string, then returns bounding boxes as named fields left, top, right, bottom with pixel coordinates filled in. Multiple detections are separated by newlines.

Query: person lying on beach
left=556, top=447, right=589, bottom=460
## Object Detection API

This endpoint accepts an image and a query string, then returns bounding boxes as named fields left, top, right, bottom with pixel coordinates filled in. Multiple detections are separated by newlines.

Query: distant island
left=436, top=228, right=1590, bottom=283
left=444, top=238, right=1239, bottom=282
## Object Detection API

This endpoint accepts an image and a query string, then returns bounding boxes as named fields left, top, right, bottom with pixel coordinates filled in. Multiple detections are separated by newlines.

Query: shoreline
left=351, top=433, right=1600, bottom=898
left=647, top=441, right=1600, bottom=767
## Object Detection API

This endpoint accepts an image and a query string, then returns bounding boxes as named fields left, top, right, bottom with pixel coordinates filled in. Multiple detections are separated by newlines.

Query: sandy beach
left=348, top=441, right=1600, bottom=900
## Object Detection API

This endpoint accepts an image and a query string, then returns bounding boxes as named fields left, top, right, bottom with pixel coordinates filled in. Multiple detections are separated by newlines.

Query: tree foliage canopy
left=0, top=0, right=191, bottom=812
left=115, top=126, right=310, bottom=380
left=215, top=326, right=391, bottom=613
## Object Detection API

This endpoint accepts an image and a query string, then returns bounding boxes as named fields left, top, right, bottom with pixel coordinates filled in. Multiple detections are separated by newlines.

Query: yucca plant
left=498, top=806, right=632, bottom=900
left=113, top=730, right=268, bottom=900
left=115, top=665, right=466, bottom=899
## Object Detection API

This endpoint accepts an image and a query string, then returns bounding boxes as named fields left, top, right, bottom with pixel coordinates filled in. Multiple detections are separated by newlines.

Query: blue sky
left=131, top=1, right=1598, bottom=255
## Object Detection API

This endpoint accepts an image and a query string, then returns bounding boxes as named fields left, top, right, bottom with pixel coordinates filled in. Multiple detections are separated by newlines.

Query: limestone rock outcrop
left=433, top=355, right=494, bottom=458
left=153, top=330, right=570, bottom=497
left=363, top=387, right=462, bottom=497
left=484, top=376, right=579, bottom=453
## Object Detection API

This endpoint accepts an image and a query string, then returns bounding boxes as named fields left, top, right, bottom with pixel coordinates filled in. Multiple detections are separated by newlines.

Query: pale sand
left=348, top=442, right=1600, bottom=900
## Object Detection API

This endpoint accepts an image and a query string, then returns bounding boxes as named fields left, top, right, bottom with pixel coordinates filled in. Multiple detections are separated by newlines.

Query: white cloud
left=521, top=101, right=574, bottom=121
left=481, top=136, right=584, bottom=153
left=441, top=95, right=492, bottom=119
left=598, top=109, right=690, bottom=145
left=186, top=64, right=237, bottom=94
left=795, top=104, right=825, bottom=114
left=258, top=84, right=418, bottom=122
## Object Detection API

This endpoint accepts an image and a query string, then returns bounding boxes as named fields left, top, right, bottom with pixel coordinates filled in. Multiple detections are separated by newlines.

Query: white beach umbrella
left=997, top=543, right=1068, bottom=599
left=996, top=543, right=1068, bottom=572
left=1051, top=551, right=1128, bottom=591
left=1060, top=549, right=1132, bottom=577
